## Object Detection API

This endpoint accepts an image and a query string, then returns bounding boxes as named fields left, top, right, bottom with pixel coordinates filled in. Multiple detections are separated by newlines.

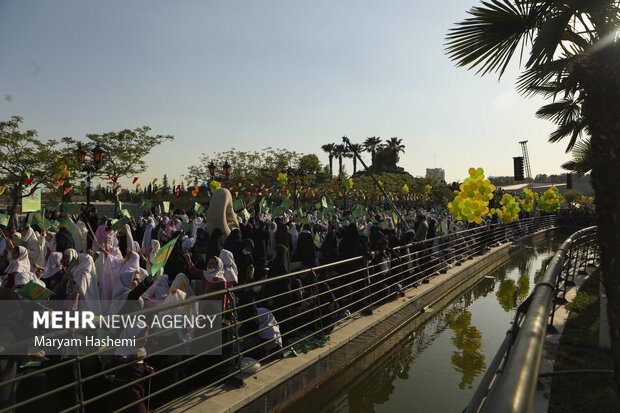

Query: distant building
left=426, top=168, right=445, bottom=182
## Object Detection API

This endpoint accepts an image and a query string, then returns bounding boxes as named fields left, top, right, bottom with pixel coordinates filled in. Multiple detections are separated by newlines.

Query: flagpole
left=341, top=136, right=409, bottom=232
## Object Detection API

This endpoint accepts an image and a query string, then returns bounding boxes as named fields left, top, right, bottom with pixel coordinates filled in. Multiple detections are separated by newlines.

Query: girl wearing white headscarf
left=6, top=246, right=30, bottom=276
left=255, top=307, right=282, bottom=359
left=141, top=217, right=155, bottom=251
left=219, top=249, right=238, bottom=284
left=41, top=251, right=64, bottom=292
left=110, top=270, right=143, bottom=315
left=141, top=274, right=169, bottom=305
left=72, top=253, right=101, bottom=314
left=145, top=240, right=162, bottom=277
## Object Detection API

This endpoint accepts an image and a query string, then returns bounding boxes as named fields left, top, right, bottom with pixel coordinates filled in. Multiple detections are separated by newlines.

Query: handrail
left=466, top=226, right=598, bottom=413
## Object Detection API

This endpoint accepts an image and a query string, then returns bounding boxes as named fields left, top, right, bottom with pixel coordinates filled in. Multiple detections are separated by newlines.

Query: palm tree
left=363, top=137, right=382, bottom=171
left=349, top=143, right=363, bottom=174
left=385, top=137, right=406, bottom=164
left=446, top=1, right=620, bottom=396
left=333, top=144, right=349, bottom=176
left=321, top=143, right=336, bottom=176
left=562, top=139, right=592, bottom=176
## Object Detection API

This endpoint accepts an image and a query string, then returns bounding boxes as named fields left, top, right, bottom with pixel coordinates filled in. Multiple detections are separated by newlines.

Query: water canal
left=286, top=231, right=569, bottom=413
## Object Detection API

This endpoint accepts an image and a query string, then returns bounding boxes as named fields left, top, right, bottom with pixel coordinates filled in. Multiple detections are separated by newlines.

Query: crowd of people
left=0, top=189, right=540, bottom=412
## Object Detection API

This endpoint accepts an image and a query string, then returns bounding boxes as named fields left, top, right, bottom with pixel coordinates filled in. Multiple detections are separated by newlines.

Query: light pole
left=76, top=143, right=105, bottom=208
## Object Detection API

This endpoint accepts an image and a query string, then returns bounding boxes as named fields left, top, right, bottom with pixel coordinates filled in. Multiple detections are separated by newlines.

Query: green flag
left=233, top=198, right=245, bottom=212
left=140, top=200, right=152, bottom=210
left=121, top=209, right=132, bottom=219
left=242, top=208, right=251, bottom=220
left=321, top=196, right=328, bottom=209
left=280, top=198, right=293, bottom=210
left=19, top=281, right=54, bottom=301
left=47, top=220, right=60, bottom=232
left=28, top=209, right=46, bottom=228
left=46, top=200, right=60, bottom=211
left=272, top=206, right=285, bottom=218
left=162, top=201, right=170, bottom=214
left=314, top=232, right=323, bottom=248
left=63, top=202, right=81, bottom=215
left=11, top=235, right=28, bottom=248
left=392, top=212, right=399, bottom=226
left=111, top=216, right=130, bottom=232
left=194, top=202, right=204, bottom=214
left=0, top=213, right=10, bottom=227
left=151, top=235, right=180, bottom=275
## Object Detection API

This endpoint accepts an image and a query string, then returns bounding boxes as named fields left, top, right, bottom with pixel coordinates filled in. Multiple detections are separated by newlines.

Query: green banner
left=121, top=209, right=132, bottom=219
left=19, top=280, right=54, bottom=301
left=111, top=216, right=130, bottom=232
left=11, top=235, right=28, bottom=248
left=233, top=198, right=245, bottom=212
left=27, top=209, right=46, bottom=228
left=63, top=202, right=81, bottom=215
left=0, top=213, right=9, bottom=227
left=151, top=235, right=180, bottom=276
left=314, top=232, right=323, bottom=248
left=48, top=220, right=60, bottom=232
left=280, top=198, right=293, bottom=210
left=162, top=201, right=170, bottom=214
left=140, top=200, right=152, bottom=210
left=194, top=202, right=204, bottom=214
left=45, top=200, right=60, bottom=211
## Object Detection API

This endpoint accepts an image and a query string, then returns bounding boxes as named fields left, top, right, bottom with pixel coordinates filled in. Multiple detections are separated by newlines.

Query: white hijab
left=73, top=253, right=101, bottom=313
left=6, top=246, right=30, bottom=274
left=257, top=307, right=282, bottom=346
left=41, top=251, right=63, bottom=279
left=142, top=274, right=169, bottom=305
left=219, top=249, right=238, bottom=284
left=203, top=256, right=225, bottom=282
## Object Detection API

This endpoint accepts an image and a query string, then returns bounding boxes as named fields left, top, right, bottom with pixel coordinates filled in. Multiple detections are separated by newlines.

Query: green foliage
left=62, top=126, right=174, bottom=181
left=186, top=147, right=319, bottom=190
left=0, top=116, right=57, bottom=209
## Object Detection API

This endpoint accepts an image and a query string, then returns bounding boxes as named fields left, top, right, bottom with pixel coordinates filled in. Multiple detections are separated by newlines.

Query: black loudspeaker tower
left=513, top=157, right=524, bottom=181
left=567, top=173, right=573, bottom=189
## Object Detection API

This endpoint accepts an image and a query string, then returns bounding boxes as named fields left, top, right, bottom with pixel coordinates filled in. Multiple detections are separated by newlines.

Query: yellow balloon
left=468, top=167, right=476, bottom=177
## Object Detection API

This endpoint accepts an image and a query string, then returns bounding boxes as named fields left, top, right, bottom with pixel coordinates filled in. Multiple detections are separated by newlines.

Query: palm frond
left=561, top=138, right=592, bottom=175
left=445, top=0, right=543, bottom=78
left=547, top=118, right=587, bottom=151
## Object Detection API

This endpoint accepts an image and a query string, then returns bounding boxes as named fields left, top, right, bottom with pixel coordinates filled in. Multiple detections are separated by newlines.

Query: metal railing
left=465, top=226, right=598, bottom=413
left=0, top=215, right=557, bottom=413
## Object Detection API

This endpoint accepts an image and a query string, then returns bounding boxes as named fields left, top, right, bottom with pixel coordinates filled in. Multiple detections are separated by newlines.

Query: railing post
left=226, top=289, right=245, bottom=385
left=310, top=269, right=327, bottom=337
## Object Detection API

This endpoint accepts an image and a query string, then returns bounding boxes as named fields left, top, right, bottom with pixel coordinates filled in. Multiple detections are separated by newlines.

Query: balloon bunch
left=496, top=193, right=521, bottom=223
left=448, top=167, right=495, bottom=224
left=401, top=184, right=409, bottom=194
left=537, top=186, right=561, bottom=212
left=521, top=188, right=536, bottom=212
left=424, top=184, right=432, bottom=194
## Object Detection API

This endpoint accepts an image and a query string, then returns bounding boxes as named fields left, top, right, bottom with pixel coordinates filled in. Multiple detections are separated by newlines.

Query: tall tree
left=446, top=0, right=620, bottom=398
left=363, top=137, right=382, bottom=171
left=162, top=174, right=170, bottom=195
left=321, top=143, right=337, bottom=176
left=62, top=126, right=174, bottom=182
left=385, top=137, right=406, bottom=164
left=349, top=143, right=363, bottom=174
left=0, top=116, right=56, bottom=211
left=333, top=144, right=350, bottom=177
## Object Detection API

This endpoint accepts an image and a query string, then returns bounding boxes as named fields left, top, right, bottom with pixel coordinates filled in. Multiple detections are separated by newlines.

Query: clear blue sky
left=0, top=0, right=573, bottom=185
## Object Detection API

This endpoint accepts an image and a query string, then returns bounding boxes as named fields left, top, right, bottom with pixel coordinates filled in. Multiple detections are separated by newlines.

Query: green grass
left=548, top=270, right=617, bottom=412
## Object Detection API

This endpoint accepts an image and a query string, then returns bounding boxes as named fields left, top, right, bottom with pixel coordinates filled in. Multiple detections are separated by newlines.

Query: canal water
left=288, top=231, right=569, bottom=413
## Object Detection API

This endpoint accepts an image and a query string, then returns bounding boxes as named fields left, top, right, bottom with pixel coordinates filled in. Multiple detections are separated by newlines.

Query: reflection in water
left=495, top=273, right=531, bottom=312
left=444, top=308, right=486, bottom=390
